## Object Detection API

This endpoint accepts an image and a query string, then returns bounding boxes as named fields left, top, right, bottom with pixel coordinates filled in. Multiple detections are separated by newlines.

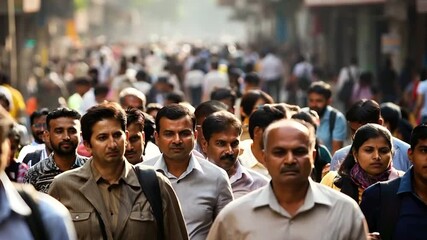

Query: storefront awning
left=305, top=0, right=385, bottom=7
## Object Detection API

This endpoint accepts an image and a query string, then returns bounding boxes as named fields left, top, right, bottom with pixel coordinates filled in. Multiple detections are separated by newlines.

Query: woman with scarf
left=321, top=123, right=403, bottom=203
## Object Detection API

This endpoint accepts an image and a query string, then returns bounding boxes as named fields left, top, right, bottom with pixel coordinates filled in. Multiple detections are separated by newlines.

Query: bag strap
left=134, top=166, right=164, bottom=240
left=378, top=178, right=401, bottom=240
left=16, top=186, right=48, bottom=240
left=329, top=109, right=337, bottom=140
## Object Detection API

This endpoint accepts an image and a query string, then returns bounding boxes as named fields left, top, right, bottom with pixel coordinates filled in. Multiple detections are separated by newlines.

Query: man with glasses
left=17, top=108, right=49, bottom=164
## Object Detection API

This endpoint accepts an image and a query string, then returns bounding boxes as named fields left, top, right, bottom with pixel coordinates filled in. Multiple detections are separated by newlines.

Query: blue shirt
left=393, top=168, right=427, bottom=240
left=0, top=173, right=76, bottom=240
left=330, top=137, right=411, bottom=172
left=304, top=106, right=347, bottom=153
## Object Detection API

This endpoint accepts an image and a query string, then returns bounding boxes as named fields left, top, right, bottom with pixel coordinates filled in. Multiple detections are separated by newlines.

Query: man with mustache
left=48, top=102, right=188, bottom=239
left=24, top=108, right=87, bottom=193
left=202, top=111, right=268, bottom=199
left=141, top=104, right=233, bottom=240
left=207, top=119, right=368, bottom=240
left=305, top=81, right=347, bottom=154
left=124, top=108, right=145, bottom=164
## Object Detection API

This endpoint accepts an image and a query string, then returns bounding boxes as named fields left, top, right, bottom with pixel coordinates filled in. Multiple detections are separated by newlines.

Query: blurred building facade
left=220, top=0, right=427, bottom=80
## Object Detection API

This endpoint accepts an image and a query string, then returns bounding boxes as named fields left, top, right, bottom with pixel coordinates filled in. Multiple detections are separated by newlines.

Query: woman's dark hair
left=240, top=90, right=274, bottom=118
left=337, top=123, right=393, bottom=177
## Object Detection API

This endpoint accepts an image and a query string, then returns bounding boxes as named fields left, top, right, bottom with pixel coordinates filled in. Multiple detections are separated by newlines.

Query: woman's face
left=353, top=136, right=392, bottom=176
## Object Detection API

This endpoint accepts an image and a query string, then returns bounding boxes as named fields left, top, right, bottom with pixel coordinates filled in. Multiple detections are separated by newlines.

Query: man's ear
left=201, top=138, right=208, bottom=155
left=154, top=131, right=159, bottom=145
left=83, top=140, right=92, bottom=154
left=408, top=148, right=414, bottom=164
left=254, top=126, right=262, bottom=138
left=378, top=117, right=384, bottom=126
left=194, top=128, right=198, bottom=140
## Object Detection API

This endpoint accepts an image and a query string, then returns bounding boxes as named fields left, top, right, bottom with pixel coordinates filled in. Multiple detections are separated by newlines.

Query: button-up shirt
left=141, top=153, right=233, bottom=240
left=24, top=153, right=87, bottom=193
left=230, top=160, right=268, bottom=199
left=207, top=179, right=367, bottom=240
left=239, top=139, right=270, bottom=178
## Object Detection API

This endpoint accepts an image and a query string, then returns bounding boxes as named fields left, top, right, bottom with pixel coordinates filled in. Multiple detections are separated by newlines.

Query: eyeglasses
left=32, top=123, right=47, bottom=129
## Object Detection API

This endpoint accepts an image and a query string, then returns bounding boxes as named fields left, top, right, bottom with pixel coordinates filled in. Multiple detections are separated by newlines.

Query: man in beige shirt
left=207, top=119, right=368, bottom=240
left=49, top=102, right=188, bottom=240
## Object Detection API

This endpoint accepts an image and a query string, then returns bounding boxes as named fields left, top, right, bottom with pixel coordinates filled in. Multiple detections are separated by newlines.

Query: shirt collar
left=252, top=179, right=332, bottom=217
left=154, top=153, right=204, bottom=178
left=397, top=166, right=413, bottom=194
left=0, top=173, right=31, bottom=219
left=230, top=160, right=253, bottom=184
left=91, top=159, right=140, bottom=188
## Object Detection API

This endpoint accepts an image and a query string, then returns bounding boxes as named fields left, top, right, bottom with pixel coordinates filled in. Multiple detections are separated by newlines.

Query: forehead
left=414, top=138, right=427, bottom=148
left=360, top=136, right=389, bottom=146
left=266, top=124, right=309, bottom=147
left=159, top=116, right=193, bottom=130
left=127, top=122, right=143, bottom=133
left=49, top=117, right=80, bottom=126
left=308, top=92, right=326, bottom=101
left=34, top=115, right=47, bottom=123
left=210, top=128, right=240, bottom=140
left=92, top=119, right=123, bottom=135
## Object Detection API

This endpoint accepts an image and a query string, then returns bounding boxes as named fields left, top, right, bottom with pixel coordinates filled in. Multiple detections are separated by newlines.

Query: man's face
left=264, top=123, right=314, bottom=186
left=31, top=115, right=47, bottom=144
left=125, top=122, right=145, bottom=164
left=196, top=116, right=206, bottom=150
left=308, top=93, right=328, bottom=117
left=84, top=119, right=126, bottom=165
left=47, top=117, right=80, bottom=156
left=206, top=128, right=240, bottom=173
left=408, top=139, right=427, bottom=183
left=122, top=95, right=143, bottom=109
left=155, top=116, right=196, bottom=162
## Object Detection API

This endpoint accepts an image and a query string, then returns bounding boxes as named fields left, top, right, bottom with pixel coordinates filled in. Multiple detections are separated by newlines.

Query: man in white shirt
left=202, top=61, right=229, bottom=102
left=140, top=104, right=233, bottom=240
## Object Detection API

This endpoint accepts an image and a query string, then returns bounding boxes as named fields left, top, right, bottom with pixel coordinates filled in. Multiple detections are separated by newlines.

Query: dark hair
left=244, top=72, right=261, bottom=86
left=410, top=124, right=427, bottom=150
left=94, top=84, right=110, bottom=97
left=380, top=102, right=401, bottom=133
left=46, top=108, right=81, bottom=131
left=346, top=99, right=380, bottom=124
left=210, top=88, right=237, bottom=106
left=126, top=108, right=145, bottom=132
left=291, top=111, right=319, bottom=131
left=81, top=102, right=126, bottom=142
left=30, top=108, right=49, bottom=125
left=307, top=81, right=332, bottom=99
left=338, top=124, right=392, bottom=177
left=248, top=104, right=286, bottom=139
left=210, top=61, right=219, bottom=70
left=155, top=104, right=195, bottom=133
left=143, top=112, right=155, bottom=147
left=202, top=111, right=242, bottom=142
left=165, top=92, right=184, bottom=104
left=74, top=76, right=91, bottom=86
left=194, top=100, right=228, bottom=120
left=240, top=90, right=274, bottom=118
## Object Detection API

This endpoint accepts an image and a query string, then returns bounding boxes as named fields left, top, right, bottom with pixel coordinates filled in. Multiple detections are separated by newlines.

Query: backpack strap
left=134, top=166, right=164, bottom=240
left=329, top=108, right=337, bottom=141
left=16, top=185, right=48, bottom=240
left=378, top=178, right=402, bottom=240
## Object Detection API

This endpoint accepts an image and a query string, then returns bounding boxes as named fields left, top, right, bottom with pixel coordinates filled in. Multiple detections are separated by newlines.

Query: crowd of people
left=0, top=42, right=426, bottom=239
